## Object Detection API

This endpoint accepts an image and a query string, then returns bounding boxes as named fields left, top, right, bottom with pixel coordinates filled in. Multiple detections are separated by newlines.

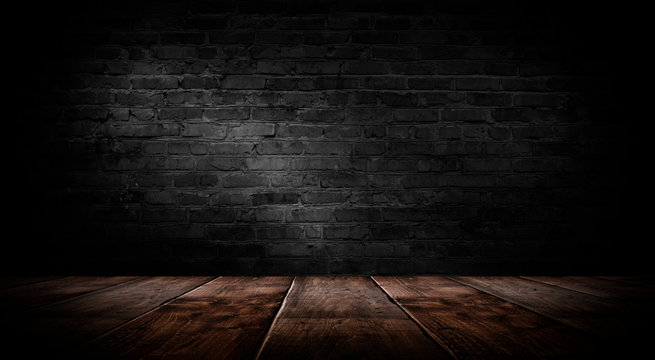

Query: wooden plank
left=0, top=276, right=64, bottom=289
left=1, top=276, right=141, bottom=309
left=450, top=276, right=640, bottom=337
left=256, top=276, right=450, bottom=360
left=373, top=276, right=597, bottom=359
left=74, top=276, right=293, bottom=360
left=522, top=276, right=655, bottom=300
left=596, top=276, right=655, bottom=287
left=6, top=276, right=212, bottom=357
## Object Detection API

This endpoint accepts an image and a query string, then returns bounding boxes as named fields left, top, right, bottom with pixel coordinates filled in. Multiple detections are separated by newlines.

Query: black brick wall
left=7, top=0, right=647, bottom=275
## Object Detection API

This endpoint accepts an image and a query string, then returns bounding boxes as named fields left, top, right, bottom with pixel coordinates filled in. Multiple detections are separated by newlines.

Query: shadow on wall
left=6, top=0, right=647, bottom=275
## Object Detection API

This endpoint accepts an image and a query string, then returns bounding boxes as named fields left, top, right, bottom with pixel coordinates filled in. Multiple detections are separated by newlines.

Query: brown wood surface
left=3, top=276, right=651, bottom=359
left=256, top=276, right=450, bottom=360
left=7, top=276, right=212, bottom=357
left=0, top=276, right=141, bottom=309
left=0, top=276, right=64, bottom=289
left=75, top=276, right=293, bottom=360
left=522, top=276, right=655, bottom=300
left=374, top=276, right=597, bottom=359
left=451, top=276, right=627, bottom=336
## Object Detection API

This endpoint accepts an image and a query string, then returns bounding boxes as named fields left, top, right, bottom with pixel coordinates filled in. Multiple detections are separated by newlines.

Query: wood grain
left=522, top=276, right=655, bottom=300
left=7, top=276, right=212, bottom=357
left=450, top=276, right=625, bottom=336
left=74, top=276, right=292, bottom=360
left=0, top=276, right=64, bottom=289
left=374, top=276, right=598, bottom=359
left=256, top=276, right=450, bottom=360
left=0, top=276, right=141, bottom=309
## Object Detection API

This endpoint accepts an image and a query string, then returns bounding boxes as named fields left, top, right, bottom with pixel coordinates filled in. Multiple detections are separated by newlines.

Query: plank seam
left=0, top=276, right=70, bottom=290
left=68, top=276, right=218, bottom=355
left=519, top=276, right=612, bottom=299
left=29, top=276, right=147, bottom=311
left=370, top=276, right=457, bottom=360
left=446, top=276, right=598, bottom=337
left=254, top=276, right=296, bottom=360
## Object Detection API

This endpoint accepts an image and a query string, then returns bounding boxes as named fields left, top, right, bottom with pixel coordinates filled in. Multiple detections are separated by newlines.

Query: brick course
left=11, top=0, right=635, bottom=275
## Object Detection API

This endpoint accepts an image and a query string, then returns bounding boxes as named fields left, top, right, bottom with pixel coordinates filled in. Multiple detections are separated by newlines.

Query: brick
left=255, top=31, right=302, bottom=44
left=369, top=159, right=416, bottom=172
left=408, top=78, right=452, bottom=90
left=245, top=157, right=291, bottom=171
left=258, top=140, right=303, bottom=155
left=325, top=226, right=369, bottom=240
left=512, top=126, right=552, bottom=140
left=252, top=192, right=300, bottom=206
left=204, top=108, right=250, bottom=121
left=296, top=61, right=340, bottom=74
left=463, top=159, right=512, bottom=172
left=131, top=77, right=179, bottom=89
left=302, top=192, right=349, bottom=205
left=221, top=76, right=266, bottom=89
left=304, top=32, right=350, bottom=44
left=390, top=61, right=437, bottom=75
left=441, top=109, right=488, bottom=122
left=256, top=226, right=303, bottom=239
left=435, top=142, right=482, bottom=155
left=420, top=46, right=467, bottom=59
left=288, top=208, right=332, bottom=222
left=196, top=157, right=243, bottom=171
left=174, top=174, right=219, bottom=187
left=145, top=191, right=177, bottom=205
left=142, top=208, right=186, bottom=223
left=321, top=173, right=368, bottom=188
left=485, top=143, right=532, bottom=155
left=514, top=94, right=565, bottom=107
left=155, top=46, right=196, bottom=59
left=466, top=93, right=511, bottom=106
left=179, top=193, right=208, bottom=205
left=230, top=123, right=275, bottom=137
left=455, top=78, right=501, bottom=90
left=251, top=108, right=296, bottom=121
left=439, top=61, right=485, bottom=75
left=390, top=142, right=433, bottom=155
left=292, top=158, right=365, bottom=171
left=158, top=108, right=203, bottom=120
left=352, top=31, right=399, bottom=44
left=238, top=208, right=285, bottom=222
left=222, top=174, right=268, bottom=188
left=372, top=47, right=416, bottom=59
left=334, top=208, right=381, bottom=222
left=181, top=76, right=219, bottom=89
left=218, top=244, right=265, bottom=258
left=502, top=78, right=548, bottom=91
left=116, top=93, right=164, bottom=106
left=269, top=243, right=314, bottom=257
left=298, top=109, right=345, bottom=122
left=414, top=224, right=461, bottom=239
left=189, top=209, right=235, bottom=223
left=354, top=143, right=386, bottom=155
left=362, top=77, right=406, bottom=90
left=166, top=91, right=212, bottom=105
left=181, top=124, right=226, bottom=138
left=305, top=142, right=351, bottom=155
left=341, top=61, right=390, bottom=74
left=393, top=109, right=439, bottom=122
left=512, top=159, right=560, bottom=172
left=278, top=124, right=323, bottom=138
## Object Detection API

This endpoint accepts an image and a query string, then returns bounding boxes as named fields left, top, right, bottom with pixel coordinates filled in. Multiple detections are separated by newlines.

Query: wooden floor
left=1, top=276, right=652, bottom=359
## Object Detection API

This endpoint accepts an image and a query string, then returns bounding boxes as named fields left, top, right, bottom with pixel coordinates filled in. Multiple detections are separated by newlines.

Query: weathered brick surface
left=12, top=0, right=636, bottom=275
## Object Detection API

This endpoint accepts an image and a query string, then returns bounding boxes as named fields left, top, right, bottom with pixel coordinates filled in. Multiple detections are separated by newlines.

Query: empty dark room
left=2, top=0, right=651, bottom=358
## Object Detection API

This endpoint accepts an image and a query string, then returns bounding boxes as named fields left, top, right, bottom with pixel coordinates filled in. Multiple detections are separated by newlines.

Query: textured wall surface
left=8, top=1, right=645, bottom=274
